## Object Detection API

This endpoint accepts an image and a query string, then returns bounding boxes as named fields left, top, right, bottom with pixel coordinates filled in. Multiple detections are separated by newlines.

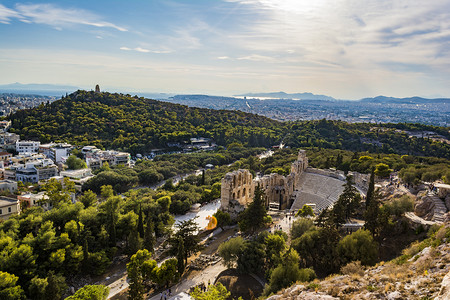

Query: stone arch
left=233, top=192, right=236, bottom=200
left=243, top=187, right=246, bottom=197
left=237, top=190, right=240, bottom=199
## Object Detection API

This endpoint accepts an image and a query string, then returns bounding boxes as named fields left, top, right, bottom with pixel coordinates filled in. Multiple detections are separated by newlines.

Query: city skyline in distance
left=1, top=0, right=450, bottom=99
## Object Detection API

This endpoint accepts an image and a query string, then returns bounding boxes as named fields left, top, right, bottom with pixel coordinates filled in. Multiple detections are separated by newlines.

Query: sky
left=0, top=0, right=450, bottom=99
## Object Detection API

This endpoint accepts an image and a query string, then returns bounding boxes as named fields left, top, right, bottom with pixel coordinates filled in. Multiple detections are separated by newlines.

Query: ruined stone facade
left=221, top=150, right=308, bottom=213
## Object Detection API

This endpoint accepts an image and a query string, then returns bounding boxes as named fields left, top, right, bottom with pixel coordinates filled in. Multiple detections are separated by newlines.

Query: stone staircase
left=429, top=192, right=447, bottom=223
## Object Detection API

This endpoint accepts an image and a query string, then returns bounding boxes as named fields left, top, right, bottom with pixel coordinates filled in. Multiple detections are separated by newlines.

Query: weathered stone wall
left=220, top=169, right=254, bottom=210
left=220, top=150, right=308, bottom=212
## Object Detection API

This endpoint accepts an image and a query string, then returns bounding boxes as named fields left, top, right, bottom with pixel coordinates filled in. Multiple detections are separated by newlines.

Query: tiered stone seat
left=291, top=172, right=345, bottom=213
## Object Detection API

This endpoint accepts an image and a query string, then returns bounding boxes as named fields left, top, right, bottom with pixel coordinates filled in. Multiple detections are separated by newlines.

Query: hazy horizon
left=1, top=0, right=450, bottom=99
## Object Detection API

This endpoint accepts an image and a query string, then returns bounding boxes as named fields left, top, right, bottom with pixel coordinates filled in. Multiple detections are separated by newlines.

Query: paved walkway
left=148, top=263, right=227, bottom=300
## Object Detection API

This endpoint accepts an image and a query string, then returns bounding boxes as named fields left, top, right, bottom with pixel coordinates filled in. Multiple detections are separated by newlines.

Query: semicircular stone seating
left=290, top=172, right=345, bottom=213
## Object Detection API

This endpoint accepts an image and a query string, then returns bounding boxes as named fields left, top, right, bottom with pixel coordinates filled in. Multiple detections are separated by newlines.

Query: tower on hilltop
left=95, top=84, right=100, bottom=93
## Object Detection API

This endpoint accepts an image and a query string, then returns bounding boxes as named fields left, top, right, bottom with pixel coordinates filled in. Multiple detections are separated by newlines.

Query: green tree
left=42, top=178, right=75, bottom=207
left=295, top=204, right=314, bottom=218
left=28, top=277, right=48, bottom=300
left=79, top=190, right=97, bottom=208
left=264, top=233, right=286, bottom=267
left=66, top=285, right=109, bottom=300
left=100, top=185, right=114, bottom=199
left=66, top=155, right=87, bottom=170
left=0, top=271, right=25, bottom=300
left=190, top=282, right=231, bottom=300
left=365, top=169, right=375, bottom=210
left=176, top=236, right=185, bottom=275
left=291, top=226, right=341, bottom=275
left=127, top=249, right=157, bottom=300
left=365, top=170, right=381, bottom=236
left=331, top=175, right=361, bottom=225
left=169, top=218, right=202, bottom=266
left=238, top=185, right=270, bottom=233
left=152, top=258, right=178, bottom=288
left=143, top=216, right=155, bottom=252
left=237, top=240, right=265, bottom=274
left=218, top=236, right=245, bottom=268
left=213, top=210, right=231, bottom=230
left=128, top=230, right=142, bottom=255
left=290, top=218, right=315, bottom=240
left=374, top=163, right=392, bottom=178
left=98, top=195, right=122, bottom=246
left=264, top=249, right=315, bottom=295
left=137, top=205, right=144, bottom=238
left=45, top=271, right=66, bottom=300
left=337, top=229, right=378, bottom=266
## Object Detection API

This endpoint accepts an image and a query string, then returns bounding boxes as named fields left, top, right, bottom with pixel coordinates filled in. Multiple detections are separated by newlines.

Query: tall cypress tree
left=177, top=236, right=185, bottom=275
left=366, top=169, right=375, bottom=210
left=143, top=216, right=155, bottom=252
left=137, top=205, right=144, bottom=238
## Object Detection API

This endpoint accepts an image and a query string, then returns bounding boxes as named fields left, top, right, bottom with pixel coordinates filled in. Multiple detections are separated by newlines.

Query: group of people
left=159, top=288, right=171, bottom=300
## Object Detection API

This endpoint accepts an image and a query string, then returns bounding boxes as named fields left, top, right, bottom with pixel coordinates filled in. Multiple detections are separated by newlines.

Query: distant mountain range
left=234, top=92, right=450, bottom=104
left=359, top=95, right=450, bottom=104
left=235, top=91, right=336, bottom=101
left=1, top=83, right=449, bottom=105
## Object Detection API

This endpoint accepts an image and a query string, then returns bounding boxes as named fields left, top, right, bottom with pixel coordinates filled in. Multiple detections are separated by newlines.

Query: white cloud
left=225, top=1, right=450, bottom=70
left=135, top=47, right=150, bottom=53
left=0, top=4, right=20, bottom=24
left=120, top=46, right=172, bottom=54
left=0, top=3, right=127, bottom=31
left=237, top=54, right=274, bottom=62
left=217, top=56, right=230, bottom=60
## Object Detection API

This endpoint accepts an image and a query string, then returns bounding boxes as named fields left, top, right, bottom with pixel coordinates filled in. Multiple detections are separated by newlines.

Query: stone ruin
left=220, top=150, right=308, bottom=216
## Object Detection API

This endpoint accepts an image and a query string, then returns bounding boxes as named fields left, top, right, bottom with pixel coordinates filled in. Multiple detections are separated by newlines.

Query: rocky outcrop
left=266, top=224, right=450, bottom=300
left=266, top=285, right=338, bottom=300
left=415, top=192, right=435, bottom=220
left=414, top=192, right=447, bottom=222
left=436, top=271, right=450, bottom=300
left=445, top=194, right=450, bottom=212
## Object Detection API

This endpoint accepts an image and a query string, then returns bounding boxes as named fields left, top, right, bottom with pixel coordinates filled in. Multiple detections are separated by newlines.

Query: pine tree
left=143, top=216, right=155, bottom=252
left=364, top=171, right=380, bottom=237
left=238, top=184, right=269, bottom=233
left=45, top=271, right=63, bottom=300
left=177, top=236, right=185, bottom=275
left=328, top=175, right=361, bottom=227
left=137, top=205, right=144, bottom=238
left=366, top=169, right=375, bottom=210
left=128, top=230, right=142, bottom=255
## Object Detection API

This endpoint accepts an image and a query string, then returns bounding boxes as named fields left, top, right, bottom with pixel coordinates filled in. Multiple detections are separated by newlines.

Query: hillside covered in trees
left=8, top=91, right=450, bottom=158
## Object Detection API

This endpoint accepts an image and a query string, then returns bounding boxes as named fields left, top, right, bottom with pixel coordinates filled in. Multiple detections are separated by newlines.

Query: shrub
left=341, top=261, right=365, bottom=276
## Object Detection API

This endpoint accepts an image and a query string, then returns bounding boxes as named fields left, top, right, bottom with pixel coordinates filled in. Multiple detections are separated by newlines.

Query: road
left=148, top=263, right=227, bottom=300
left=107, top=275, right=129, bottom=299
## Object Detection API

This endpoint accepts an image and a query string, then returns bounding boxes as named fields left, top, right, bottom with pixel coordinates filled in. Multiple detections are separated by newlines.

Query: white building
left=18, top=192, right=51, bottom=211
left=11, top=159, right=58, bottom=183
left=60, top=168, right=94, bottom=192
left=16, top=141, right=40, bottom=153
left=40, top=143, right=73, bottom=163
left=85, top=148, right=131, bottom=169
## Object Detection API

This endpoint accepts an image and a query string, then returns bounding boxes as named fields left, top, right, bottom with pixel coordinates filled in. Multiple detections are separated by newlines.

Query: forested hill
left=8, top=90, right=283, bottom=153
left=8, top=90, right=450, bottom=158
